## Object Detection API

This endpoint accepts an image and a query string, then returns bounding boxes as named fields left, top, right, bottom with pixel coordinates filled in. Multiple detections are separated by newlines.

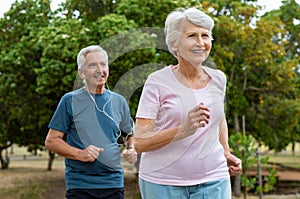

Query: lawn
left=0, top=144, right=299, bottom=199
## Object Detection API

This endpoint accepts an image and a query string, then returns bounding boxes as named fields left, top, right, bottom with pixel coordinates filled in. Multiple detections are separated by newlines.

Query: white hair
left=164, top=7, right=214, bottom=57
left=77, top=45, right=108, bottom=70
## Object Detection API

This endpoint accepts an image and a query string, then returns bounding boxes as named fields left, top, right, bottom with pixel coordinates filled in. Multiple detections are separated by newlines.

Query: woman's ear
left=169, top=42, right=177, bottom=52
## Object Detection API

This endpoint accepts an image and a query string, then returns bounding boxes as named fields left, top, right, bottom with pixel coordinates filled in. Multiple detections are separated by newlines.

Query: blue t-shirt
left=48, top=88, right=133, bottom=190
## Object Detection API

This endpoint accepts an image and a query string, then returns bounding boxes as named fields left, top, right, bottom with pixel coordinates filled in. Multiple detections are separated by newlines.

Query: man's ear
left=78, top=69, right=85, bottom=79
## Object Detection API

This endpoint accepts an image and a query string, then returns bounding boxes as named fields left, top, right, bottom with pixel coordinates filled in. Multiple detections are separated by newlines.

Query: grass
left=0, top=144, right=299, bottom=199
left=0, top=166, right=64, bottom=199
left=268, top=155, right=300, bottom=169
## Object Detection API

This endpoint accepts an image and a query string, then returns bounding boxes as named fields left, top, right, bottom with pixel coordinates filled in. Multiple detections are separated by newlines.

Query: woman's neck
left=172, top=64, right=210, bottom=89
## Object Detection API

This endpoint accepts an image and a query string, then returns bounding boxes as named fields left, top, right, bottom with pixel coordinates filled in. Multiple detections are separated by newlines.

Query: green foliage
left=0, top=0, right=299, bottom=170
left=260, top=168, right=277, bottom=193
left=116, top=0, right=182, bottom=27
left=211, top=0, right=300, bottom=151
left=229, top=133, right=277, bottom=194
left=0, top=0, right=53, bottom=154
left=63, top=0, right=117, bottom=20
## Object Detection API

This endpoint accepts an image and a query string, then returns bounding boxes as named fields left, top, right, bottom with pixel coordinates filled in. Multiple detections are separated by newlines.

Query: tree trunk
left=0, top=148, right=10, bottom=169
left=233, top=113, right=241, bottom=197
left=234, top=114, right=240, bottom=133
left=47, top=151, right=56, bottom=171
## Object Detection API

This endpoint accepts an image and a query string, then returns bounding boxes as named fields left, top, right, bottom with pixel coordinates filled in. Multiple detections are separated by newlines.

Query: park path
left=42, top=168, right=300, bottom=199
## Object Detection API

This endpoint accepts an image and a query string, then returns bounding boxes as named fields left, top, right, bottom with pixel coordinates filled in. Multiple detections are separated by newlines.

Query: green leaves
left=0, top=0, right=299, bottom=169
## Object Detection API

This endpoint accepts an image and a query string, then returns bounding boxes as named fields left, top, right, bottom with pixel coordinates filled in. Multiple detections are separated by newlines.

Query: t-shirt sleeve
left=48, top=94, right=72, bottom=133
left=136, top=76, right=161, bottom=119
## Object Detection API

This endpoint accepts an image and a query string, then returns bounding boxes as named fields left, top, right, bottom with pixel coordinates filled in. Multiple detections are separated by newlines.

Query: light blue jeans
left=139, top=177, right=231, bottom=199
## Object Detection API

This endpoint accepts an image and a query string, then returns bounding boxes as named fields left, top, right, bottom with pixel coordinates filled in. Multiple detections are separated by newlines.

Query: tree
left=0, top=0, right=299, bottom=176
left=204, top=0, right=299, bottom=195
left=229, top=133, right=277, bottom=198
left=0, top=0, right=52, bottom=169
left=206, top=0, right=300, bottom=151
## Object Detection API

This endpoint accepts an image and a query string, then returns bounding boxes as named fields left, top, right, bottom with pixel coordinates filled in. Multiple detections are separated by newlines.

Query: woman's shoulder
left=203, top=66, right=226, bottom=79
left=147, top=65, right=172, bottom=81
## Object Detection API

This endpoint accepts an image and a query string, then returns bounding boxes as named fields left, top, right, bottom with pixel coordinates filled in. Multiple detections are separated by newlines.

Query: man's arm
left=45, top=128, right=103, bottom=162
left=122, top=135, right=137, bottom=164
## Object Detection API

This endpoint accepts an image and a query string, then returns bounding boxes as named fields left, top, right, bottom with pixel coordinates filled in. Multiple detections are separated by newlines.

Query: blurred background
left=0, top=0, right=299, bottom=198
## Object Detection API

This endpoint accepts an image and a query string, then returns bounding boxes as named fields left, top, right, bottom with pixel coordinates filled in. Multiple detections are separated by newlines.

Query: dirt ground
left=41, top=167, right=141, bottom=199
left=0, top=151, right=299, bottom=199
left=0, top=165, right=299, bottom=199
left=42, top=170, right=300, bottom=199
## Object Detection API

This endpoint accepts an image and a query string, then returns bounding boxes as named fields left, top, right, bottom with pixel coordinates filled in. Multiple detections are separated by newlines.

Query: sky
left=0, top=0, right=299, bottom=18
left=0, top=0, right=63, bottom=17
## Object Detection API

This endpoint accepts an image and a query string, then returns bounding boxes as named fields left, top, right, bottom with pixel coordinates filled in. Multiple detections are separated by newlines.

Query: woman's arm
left=134, top=103, right=210, bottom=153
left=134, top=118, right=181, bottom=153
left=219, top=116, right=242, bottom=176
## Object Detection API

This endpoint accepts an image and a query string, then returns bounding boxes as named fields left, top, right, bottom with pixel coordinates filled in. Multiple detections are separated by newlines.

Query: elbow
left=44, top=138, right=51, bottom=151
left=44, top=136, right=56, bottom=152
left=135, top=146, right=142, bottom=154
left=133, top=137, right=144, bottom=153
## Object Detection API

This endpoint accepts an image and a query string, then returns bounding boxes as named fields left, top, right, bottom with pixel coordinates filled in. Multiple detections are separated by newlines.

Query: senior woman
left=134, top=7, right=242, bottom=199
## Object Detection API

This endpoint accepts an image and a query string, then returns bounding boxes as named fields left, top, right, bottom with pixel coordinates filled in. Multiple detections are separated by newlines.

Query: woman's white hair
left=164, top=7, right=214, bottom=57
left=77, top=45, right=108, bottom=70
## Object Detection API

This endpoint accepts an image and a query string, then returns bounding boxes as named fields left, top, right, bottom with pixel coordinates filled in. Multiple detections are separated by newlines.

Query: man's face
left=80, top=51, right=109, bottom=91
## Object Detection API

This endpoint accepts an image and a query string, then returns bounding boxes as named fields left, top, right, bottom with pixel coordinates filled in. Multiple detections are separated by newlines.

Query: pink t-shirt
left=136, top=65, right=230, bottom=186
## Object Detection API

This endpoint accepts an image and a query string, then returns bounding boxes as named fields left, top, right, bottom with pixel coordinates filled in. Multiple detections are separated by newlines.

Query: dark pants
left=65, top=188, right=124, bottom=199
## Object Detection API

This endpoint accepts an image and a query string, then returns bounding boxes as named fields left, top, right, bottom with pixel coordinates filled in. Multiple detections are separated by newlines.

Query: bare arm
left=134, top=118, right=181, bottom=153
left=123, top=136, right=135, bottom=149
left=219, top=116, right=242, bottom=175
left=122, top=136, right=137, bottom=164
left=219, top=116, right=230, bottom=155
left=45, top=128, right=103, bottom=162
left=134, top=103, right=210, bottom=153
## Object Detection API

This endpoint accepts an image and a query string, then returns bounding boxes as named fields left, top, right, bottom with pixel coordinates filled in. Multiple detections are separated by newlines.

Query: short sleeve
left=48, top=93, right=72, bottom=133
left=136, top=76, right=161, bottom=119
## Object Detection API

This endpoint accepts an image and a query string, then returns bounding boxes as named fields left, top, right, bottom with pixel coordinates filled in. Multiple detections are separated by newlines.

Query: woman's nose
left=196, top=36, right=205, bottom=45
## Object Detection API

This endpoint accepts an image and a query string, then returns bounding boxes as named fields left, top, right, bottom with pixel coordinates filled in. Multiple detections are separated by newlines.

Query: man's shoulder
left=61, top=88, right=86, bottom=102
left=109, top=90, right=127, bottom=103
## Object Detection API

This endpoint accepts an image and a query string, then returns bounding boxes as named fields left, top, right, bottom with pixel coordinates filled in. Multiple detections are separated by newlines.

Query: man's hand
left=122, top=148, right=137, bottom=164
left=78, top=145, right=104, bottom=162
left=225, top=153, right=242, bottom=176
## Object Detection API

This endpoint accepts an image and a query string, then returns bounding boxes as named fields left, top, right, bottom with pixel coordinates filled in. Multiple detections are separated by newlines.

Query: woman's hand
left=225, top=153, right=242, bottom=176
left=179, top=102, right=210, bottom=138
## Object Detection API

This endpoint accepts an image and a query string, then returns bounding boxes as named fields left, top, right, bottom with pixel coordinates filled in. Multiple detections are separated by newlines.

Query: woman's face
left=80, top=51, right=109, bottom=92
left=173, top=20, right=212, bottom=68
